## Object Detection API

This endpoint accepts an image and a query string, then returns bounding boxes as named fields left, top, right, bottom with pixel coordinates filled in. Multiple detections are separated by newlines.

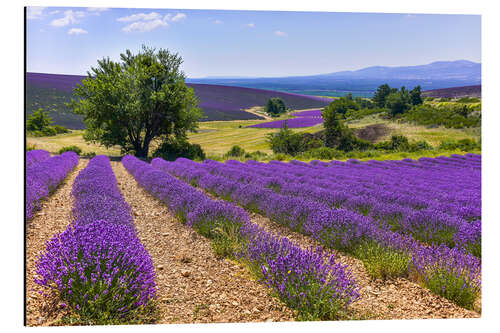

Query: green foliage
left=409, top=85, right=423, bottom=105
left=27, top=108, right=53, bottom=131
left=53, top=125, right=70, bottom=134
left=267, top=122, right=306, bottom=156
left=418, top=268, right=480, bottom=309
left=385, top=89, right=411, bottom=117
left=439, top=138, right=481, bottom=151
left=58, top=145, right=82, bottom=155
left=344, top=107, right=385, bottom=120
left=244, top=150, right=268, bottom=160
left=456, top=97, right=480, bottom=103
left=152, top=137, right=205, bottom=161
left=27, top=108, right=70, bottom=137
left=82, top=151, right=97, bottom=158
left=69, top=45, right=202, bottom=158
left=402, top=104, right=481, bottom=128
left=372, top=84, right=393, bottom=108
left=225, top=145, right=246, bottom=158
left=265, top=97, right=287, bottom=117
left=374, top=135, right=433, bottom=152
left=27, top=144, right=37, bottom=151
left=322, top=103, right=372, bottom=152
left=355, top=241, right=410, bottom=280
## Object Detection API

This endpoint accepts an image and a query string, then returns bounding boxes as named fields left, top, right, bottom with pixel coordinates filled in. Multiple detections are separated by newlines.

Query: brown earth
left=354, top=123, right=391, bottom=143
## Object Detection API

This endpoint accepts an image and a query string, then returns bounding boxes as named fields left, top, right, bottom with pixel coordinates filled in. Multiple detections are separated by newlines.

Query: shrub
left=244, top=150, right=268, bottom=160
left=27, top=144, right=37, bottom=151
left=225, top=145, right=246, bottom=158
left=82, top=151, right=97, bottom=158
left=265, top=97, right=287, bottom=117
left=355, top=241, right=410, bottom=280
left=35, top=220, right=156, bottom=324
left=152, top=137, right=205, bottom=161
left=267, top=123, right=305, bottom=156
left=439, top=139, right=480, bottom=151
left=53, top=125, right=70, bottom=134
left=59, top=145, right=82, bottom=155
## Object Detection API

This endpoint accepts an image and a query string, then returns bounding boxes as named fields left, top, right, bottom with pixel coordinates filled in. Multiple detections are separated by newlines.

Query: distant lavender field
left=26, top=73, right=332, bottom=127
left=290, top=109, right=323, bottom=118
left=248, top=109, right=324, bottom=128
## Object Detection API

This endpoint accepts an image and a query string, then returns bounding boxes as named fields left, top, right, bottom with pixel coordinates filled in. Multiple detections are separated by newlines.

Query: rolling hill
left=26, top=73, right=331, bottom=129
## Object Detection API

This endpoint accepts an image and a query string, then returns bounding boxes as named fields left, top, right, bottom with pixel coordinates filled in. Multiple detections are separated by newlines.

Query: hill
left=26, top=73, right=331, bottom=129
left=187, top=60, right=481, bottom=96
left=422, top=85, right=481, bottom=99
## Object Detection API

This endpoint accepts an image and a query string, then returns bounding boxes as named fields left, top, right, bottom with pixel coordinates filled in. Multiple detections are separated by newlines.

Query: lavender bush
left=26, top=149, right=51, bottom=168
left=35, top=155, right=156, bottom=324
left=26, top=151, right=79, bottom=220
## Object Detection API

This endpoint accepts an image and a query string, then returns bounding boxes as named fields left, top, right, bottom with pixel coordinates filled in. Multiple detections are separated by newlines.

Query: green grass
left=27, top=130, right=122, bottom=156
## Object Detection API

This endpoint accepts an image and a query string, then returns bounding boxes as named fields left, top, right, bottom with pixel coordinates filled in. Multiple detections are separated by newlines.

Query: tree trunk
left=135, top=140, right=151, bottom=159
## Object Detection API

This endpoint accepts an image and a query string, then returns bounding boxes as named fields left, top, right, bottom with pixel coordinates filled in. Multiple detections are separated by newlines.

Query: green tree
left=69, top=45, right=202, bottom=158
left=385, top=87, right=411, bottom=117
left=267, top=121, right=305, bottom=156
left=372, top=84, right=392, bottom=108
left=26, top=108, right=53, bottom=131
left=265, top=97, right=287, bottom=117
left=410, top=85, right=423, bottom=105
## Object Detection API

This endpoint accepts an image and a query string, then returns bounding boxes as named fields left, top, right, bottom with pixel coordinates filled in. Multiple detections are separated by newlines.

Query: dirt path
left=112, top=162, right=295, bottom=324
left=247, top=213, right=480, bottom=319
left=26, top=159, right=88, bottom=326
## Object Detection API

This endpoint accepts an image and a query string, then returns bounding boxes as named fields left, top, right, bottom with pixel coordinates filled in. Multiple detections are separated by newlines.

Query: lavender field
left=248, top=109, right=324, bottom=128
left=27, top=149, right=482, bottom=325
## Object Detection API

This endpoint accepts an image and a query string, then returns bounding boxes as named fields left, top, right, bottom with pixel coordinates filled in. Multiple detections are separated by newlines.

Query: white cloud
left=274, top=30, right=287, bottom=37
left=246, top=23, right=255, bottom=28
left=49, top=10, right=60, bottom=15
left=87, top=7, right=109, bottom=12
left=214, top=19, right=223, bottom=24
left=27, top=6, right=46, bottom=19
left=171, top=13, right=186, bottom=22
left=122, top=19, right=168, bottom=32
left=50, top=10, right=85, bottom=27
left=68, top=28, right=88, bottom=35
left=117, top=12, right=161, bottom=22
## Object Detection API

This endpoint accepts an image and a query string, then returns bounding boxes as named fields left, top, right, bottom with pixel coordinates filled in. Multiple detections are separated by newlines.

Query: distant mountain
left=187, top=60, right=481, bottom=95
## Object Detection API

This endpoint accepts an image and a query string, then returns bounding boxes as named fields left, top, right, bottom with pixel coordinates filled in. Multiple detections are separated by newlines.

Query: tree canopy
left=69, top=45, right=202, bottom=158
left=265, top=97, right=287, bottom=117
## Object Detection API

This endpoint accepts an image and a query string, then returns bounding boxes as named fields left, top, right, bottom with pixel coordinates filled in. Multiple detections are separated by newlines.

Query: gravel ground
left=112, top=162, right=295, bottom=324
left=25, top=159, right=88, bottom=326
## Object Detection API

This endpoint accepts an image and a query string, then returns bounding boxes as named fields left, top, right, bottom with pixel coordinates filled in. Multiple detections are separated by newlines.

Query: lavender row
left=35, top=156, right=156, bottom=323
left=246, top=158, right=480, bottom=222
left=290, top=109, right=323, bottom=117
left=123, top=155, right=359, bottom=320
left=247, top=117, right=323, bottom=129
left=168, top=157, right=480, bottom=256
left=153, top=157, right=481, bottom=309
left=26, top=149, right=51, bottom=168
left=26, top=152, right=79, bottom=220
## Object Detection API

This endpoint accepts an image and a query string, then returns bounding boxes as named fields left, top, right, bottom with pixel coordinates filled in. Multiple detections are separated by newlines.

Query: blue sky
left=26, top=7, right=481, bottom=77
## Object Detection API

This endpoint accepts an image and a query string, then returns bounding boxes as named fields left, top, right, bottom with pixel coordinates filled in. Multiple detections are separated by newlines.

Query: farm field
left=26, top=151, right=481, bottom=325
